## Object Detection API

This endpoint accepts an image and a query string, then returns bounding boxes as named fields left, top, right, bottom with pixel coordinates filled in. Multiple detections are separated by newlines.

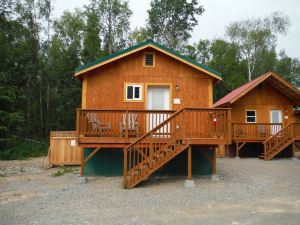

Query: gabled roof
left=75, top=39, right=222, bottom=80
left=213, top=71, right=300, bottom=107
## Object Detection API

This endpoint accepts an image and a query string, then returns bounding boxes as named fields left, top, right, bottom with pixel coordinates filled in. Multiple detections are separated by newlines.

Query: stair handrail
left=263, top=122, right=294, bottom=160
left=124, top=108, right=185, bottom=150
left=263, top=122, right=293, bottom=144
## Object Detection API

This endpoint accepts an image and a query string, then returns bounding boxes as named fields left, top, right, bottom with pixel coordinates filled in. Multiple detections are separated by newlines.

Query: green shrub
left=0, top=138, right=48, bottom=160
left=51, top=166, right=75, bottom=177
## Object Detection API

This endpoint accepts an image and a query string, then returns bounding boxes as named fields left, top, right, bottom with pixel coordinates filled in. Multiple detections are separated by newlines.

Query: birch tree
left=226, top=11, right=290, bottom=81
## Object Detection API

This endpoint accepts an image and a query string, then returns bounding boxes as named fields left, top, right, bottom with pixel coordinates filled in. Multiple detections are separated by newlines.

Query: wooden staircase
left=263, top=123, right=295, bottom=160
left=123, top=109, right=189, bottom=188
left=123, top=108, right=231, bottom=188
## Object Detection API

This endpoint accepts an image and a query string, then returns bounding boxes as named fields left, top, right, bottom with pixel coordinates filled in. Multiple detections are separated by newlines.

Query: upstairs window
left=126, top=84, right=142, bottom=101
left=144, top=53, right=155, bottom=67
left=246, top=110, right=256, bottom=123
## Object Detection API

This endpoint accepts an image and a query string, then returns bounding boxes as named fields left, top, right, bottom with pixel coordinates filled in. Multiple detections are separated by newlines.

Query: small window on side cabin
left=144, top=53, right=154, bottom=67
left=126, top=84, right=142, bottom=101
left=246, top=110, right=256, bottom=123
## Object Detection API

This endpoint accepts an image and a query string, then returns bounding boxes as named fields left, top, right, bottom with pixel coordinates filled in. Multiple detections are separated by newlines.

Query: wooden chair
left=120, top=113, right=139, bottom=138
left=86, top=112, right=111, bottom=136
left=257, top=124, right=267, bottom=138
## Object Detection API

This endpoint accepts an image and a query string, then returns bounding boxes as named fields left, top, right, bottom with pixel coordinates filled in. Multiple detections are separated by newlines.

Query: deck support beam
left=80, top=147, right=101, bottom=177
left=235, top=142, right=246, bottom=158
left=292, top=141, right=295, bottom=158
left=187, top=146, right=192, bottom=180
left=212, top=147, right=216, bottom=174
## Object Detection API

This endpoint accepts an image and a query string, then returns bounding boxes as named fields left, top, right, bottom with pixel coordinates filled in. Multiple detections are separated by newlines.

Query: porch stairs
left=262, top=123, right=296, bottom=160
left=123, top=109, right=189, bottom=189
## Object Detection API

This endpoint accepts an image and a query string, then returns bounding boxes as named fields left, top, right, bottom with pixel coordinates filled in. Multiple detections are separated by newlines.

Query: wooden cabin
left=75, top=40, right=231, bottom=188
left=214, top=72, right=300, bottom=159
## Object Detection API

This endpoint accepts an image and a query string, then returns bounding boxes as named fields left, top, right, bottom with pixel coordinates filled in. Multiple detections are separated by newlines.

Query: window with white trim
left=246, top=110, right=256, bottom=123
left=126, top=84, right=142, bottom=101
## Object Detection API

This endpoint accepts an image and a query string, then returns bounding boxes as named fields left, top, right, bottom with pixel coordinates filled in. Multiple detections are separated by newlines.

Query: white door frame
left=146, top=85, right=171, bottom=132
left=270, top=110, right=282, bottom=134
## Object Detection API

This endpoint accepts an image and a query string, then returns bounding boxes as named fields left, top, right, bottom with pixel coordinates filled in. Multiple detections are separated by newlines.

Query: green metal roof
left=75, top=39, right=221, bottom=78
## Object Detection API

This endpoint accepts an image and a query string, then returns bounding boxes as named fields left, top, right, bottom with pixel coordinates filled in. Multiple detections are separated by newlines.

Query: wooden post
left=124, top=149, right=127, bottom=188
left=125, top=110, right=129, bottom=142
left=292, top=141, right=295, bottom=158
left=187, top=145, right=192, bottom=180
left=212, top=147, right=216, bottom=174
left=236, top=142, right=239, bottom=158
left=80, top=147, right=84, bottom=176
left=228, top=110, right=232, bottom=143
left=76, top=108, right=80, bottom=146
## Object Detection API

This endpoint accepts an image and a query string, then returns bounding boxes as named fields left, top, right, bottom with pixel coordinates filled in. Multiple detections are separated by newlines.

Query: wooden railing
left=232, top=123, right=282, bottom=141
left=124, top=108, right=231, bottom=188
left=294, top=123, right=300, bottom=140
left=263, top=123, right=295, bottom=160
left=76, top=109, right=175, bottom=141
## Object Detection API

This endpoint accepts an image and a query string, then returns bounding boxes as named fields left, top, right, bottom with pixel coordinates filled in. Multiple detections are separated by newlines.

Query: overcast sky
left=53, top=0, right=300, bottom=59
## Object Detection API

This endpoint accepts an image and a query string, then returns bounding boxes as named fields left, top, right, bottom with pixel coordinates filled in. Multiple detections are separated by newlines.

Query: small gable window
left=126, top=84, right=142, bottom=101
left=144, top=53, right=155, bottom=67
left=246, top=110, right=256, bottom=123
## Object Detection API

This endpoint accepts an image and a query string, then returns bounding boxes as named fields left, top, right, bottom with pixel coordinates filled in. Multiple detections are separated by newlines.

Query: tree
left=128, top=27, right=148, bottom=45
left=87, top=0, right=132, bottom=55
left=82, top=3, right=103, bottom=63
left=226, top=11, right=290, bottom=81
left=147, top=0, right=204, bottom=51
left=184, top=39, right=211, bottom=64
left=208, top=40, right=248, bottom=100
left=276, top=50, right=300, bottom=87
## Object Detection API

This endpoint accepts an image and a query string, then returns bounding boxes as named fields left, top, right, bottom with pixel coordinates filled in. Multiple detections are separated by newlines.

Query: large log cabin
left=75, top=39, right=231, bottom=188
left=214, top=72, right=300, bottom=159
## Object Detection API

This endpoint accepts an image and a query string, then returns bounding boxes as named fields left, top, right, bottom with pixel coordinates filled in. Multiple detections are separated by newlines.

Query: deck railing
left=76, top=108, right=231, bottom=144
left=232, top=123, right=282, bottom=141
left=76, top=109, right=175, bottom=141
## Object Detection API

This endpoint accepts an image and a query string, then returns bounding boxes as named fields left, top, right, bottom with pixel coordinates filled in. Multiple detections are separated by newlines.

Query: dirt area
left=1, top=156, right=300, bottom=225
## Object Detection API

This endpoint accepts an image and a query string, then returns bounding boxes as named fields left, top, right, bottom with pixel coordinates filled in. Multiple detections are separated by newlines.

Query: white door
left=270, top=110, right=282, bottom=134
left=147, top=86, right=170, bottom=131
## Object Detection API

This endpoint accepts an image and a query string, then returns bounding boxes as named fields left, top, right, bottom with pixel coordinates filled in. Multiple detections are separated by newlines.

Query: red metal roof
left=213, top=73, right=269, bottom=107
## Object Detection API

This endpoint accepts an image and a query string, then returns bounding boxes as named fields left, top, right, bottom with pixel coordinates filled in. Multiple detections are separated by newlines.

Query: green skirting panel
left=84, top=147, right=213, bottom=176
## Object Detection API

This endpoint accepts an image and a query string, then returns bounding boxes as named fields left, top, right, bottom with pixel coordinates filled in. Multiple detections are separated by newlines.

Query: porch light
left=175, top=85, right=179, bottom=91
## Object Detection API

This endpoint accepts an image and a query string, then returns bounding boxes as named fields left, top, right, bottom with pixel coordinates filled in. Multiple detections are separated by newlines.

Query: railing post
left=183, top=109, right=186, bottom=140
left=227, top=109, right=232, bottom=143
left=76, top=108, right=80, bottom=146
left=125, top=110, right=129, bottom=142
left=123, top=149, right=127, bottom=188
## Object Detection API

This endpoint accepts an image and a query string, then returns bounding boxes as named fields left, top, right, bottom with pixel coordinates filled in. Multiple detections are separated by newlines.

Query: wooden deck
left=76, top=108, right=232, bottom=148
left=232, top=123, right=282, bottom=142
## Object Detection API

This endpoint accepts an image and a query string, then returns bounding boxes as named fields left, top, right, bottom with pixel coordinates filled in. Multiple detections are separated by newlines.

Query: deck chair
left=120, top=113, right=139, bottom=137
left=257, top=124, right=267, bottom=138
left=86, top=112, right=111, bottom=136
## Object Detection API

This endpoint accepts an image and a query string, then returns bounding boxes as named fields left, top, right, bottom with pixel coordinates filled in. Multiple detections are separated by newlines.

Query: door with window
left=270, top=110, right=282, bottom=134
left=147, top=86, right=170, bottom=131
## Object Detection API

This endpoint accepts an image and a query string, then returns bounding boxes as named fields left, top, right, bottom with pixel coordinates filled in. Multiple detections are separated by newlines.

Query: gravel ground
left=0, top=156, right=300, bottom=225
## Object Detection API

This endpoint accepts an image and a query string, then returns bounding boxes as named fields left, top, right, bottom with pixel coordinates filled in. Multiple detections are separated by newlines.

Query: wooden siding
left=231, top=82, right=294, bottom=126
left=82, top=47, right=213, bottom=110
left=49, top=131, right=81, bottom=165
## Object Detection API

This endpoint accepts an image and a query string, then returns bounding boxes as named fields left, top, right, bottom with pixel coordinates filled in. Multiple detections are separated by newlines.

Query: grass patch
left=51, top=166, right=75, bottom=177
left=0, top=138, right=48, bottom=160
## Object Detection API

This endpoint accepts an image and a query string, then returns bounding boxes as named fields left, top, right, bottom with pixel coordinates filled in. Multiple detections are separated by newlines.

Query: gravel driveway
left=0, top=156, right=300, bottom=225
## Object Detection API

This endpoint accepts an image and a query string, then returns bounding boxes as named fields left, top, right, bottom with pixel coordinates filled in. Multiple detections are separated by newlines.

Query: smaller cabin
left=214, top=72, right=300, bottom=159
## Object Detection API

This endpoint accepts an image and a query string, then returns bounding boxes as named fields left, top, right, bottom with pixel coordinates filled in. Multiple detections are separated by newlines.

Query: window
left=246, top=110, right=256, bottom=123
left=126, top=84, right=142, bottom=101
left=144, top=53, right=154, bottom=67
